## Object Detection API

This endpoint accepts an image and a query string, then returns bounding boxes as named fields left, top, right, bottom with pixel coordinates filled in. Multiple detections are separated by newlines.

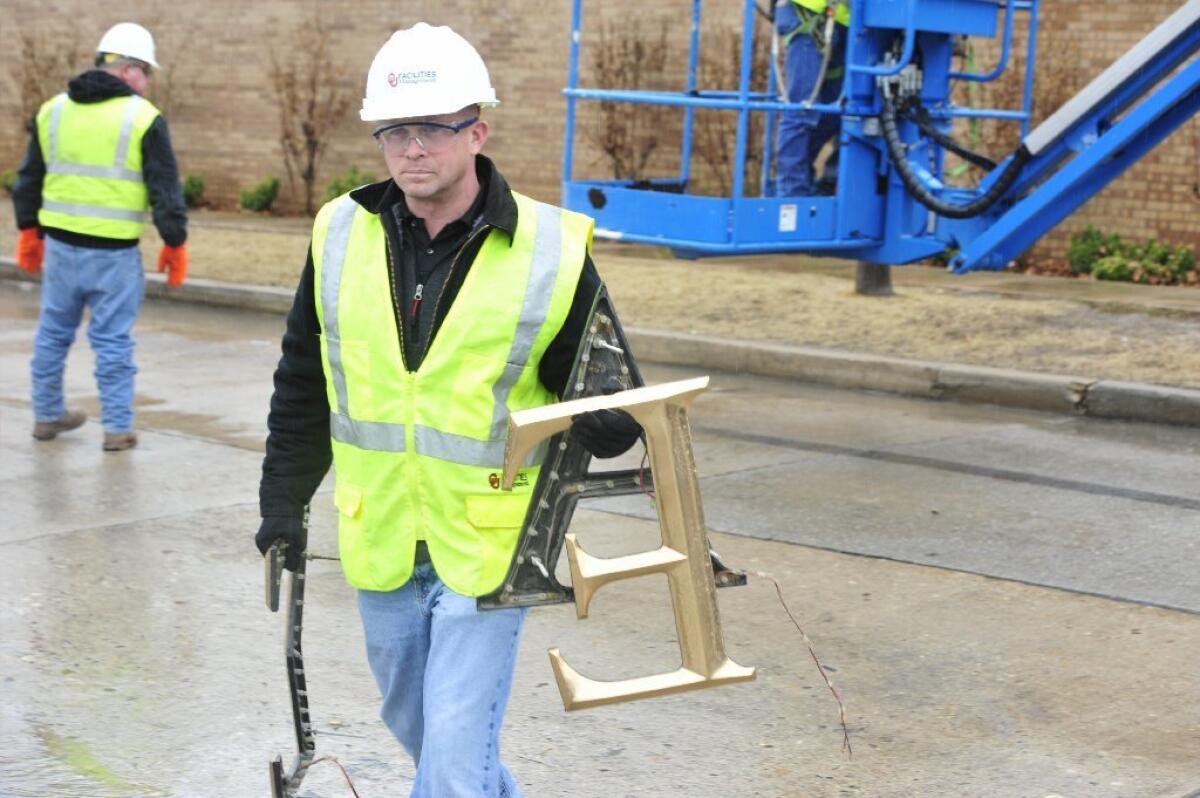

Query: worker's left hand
left=16, top=227, right=44, bottom=275
left=570, top=407, right=642, bottom=458
left=256, top=515, right=307, bottom=571
left=157, top=244, right=188, bottom=288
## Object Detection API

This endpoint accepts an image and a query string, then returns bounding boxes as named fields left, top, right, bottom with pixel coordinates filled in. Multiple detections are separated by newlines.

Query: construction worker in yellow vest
left=255, top=23, right=641, bottom=796
left=11, top=22, right=189, bottom=451
left=775, top=0, right=850, bottom=196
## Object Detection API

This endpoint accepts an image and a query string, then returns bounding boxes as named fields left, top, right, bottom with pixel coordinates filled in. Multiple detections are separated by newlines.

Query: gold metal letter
left=504, top=377, right=755, bottom=710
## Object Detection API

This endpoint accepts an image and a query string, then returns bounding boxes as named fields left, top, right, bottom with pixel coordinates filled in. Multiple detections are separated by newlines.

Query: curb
left=5, top=259, right=1200, bottom=428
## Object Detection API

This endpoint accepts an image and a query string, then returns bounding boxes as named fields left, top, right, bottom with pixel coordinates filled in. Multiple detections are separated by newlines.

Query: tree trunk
left=855, top=262, right=895, bottom=296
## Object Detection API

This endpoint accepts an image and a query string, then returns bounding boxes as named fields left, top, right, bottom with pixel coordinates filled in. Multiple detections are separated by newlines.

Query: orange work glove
left=157, top=244, right=188, bottom=288
left=16, top=227, right=44, bottom=275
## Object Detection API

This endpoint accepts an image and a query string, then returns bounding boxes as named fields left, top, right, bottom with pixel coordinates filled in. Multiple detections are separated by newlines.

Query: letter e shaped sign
left=502, top=377, right=755, bottom=710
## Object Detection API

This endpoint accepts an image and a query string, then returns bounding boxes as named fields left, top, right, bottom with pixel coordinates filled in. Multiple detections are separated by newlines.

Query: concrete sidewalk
left=6, top=258, right=1200, bottom=427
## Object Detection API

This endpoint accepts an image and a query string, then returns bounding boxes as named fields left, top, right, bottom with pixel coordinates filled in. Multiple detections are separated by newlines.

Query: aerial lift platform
left=560, top=0, right=1200, bottom=273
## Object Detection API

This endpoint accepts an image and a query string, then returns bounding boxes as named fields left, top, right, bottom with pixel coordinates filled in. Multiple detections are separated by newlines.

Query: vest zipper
left=422, top=223, right=492, bottom=363
left=410, top=283, right=424, bottom=323
left=384, top=235, right=410, bottom=372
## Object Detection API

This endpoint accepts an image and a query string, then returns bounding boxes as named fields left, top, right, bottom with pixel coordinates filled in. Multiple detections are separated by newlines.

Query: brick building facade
left=2, top=1, right=1196, bottom=263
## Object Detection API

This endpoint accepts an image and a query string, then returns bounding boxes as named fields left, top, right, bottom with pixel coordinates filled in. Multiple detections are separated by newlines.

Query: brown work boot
left=32, top=411, right=87, bottom=441
left=102, top=432, right=138, bottom=452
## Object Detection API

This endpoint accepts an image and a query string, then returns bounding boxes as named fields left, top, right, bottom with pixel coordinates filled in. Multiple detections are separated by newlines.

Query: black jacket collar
left=349, top=155, right=517, bottom=237
left=67, top=70, right=135, bottom=104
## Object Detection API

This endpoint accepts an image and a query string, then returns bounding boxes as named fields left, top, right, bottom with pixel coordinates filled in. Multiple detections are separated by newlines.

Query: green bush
left=239, top=176, right=280, bottom=213
left=1092, top=255, right=1134, bottom=282
left=182, top=174, right=205, bottom=208
left=1165, top=245, right=1195, bottom=278
left=1066, top=225, right=1122, bottom=275
left=323, top=166, right=376, bottom=204
left=0, top=170, right=15, bottom=195
left=1067, top=226, right=1196, bottom=285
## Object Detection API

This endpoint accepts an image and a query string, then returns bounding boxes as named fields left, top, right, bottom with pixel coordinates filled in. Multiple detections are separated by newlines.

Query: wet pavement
left=1, top=279, right=1198, bottom=798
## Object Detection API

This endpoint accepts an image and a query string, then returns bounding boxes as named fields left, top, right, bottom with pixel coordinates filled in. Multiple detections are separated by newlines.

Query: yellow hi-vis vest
left=36, top=93, right=160, bottom=240
left=312, top=190, right=593, bottom=596
left=793, top=0, right=850, bottom=27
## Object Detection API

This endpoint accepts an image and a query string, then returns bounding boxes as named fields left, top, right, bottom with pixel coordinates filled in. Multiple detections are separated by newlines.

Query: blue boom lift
left=561, top=0, right=1200, bottom=273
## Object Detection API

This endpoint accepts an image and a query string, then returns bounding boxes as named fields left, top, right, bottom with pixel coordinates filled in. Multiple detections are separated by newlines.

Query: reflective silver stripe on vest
left=332, top=413, right=406, bottom=452
left=40, top=200, right=144, bottom=222
left=320, top=197, right=360, bottom=417
left=488, top=200, right=563, bottom=441
left=45, top=95, right=145, bottom=182
left=414, top=424, right=505, bottom=466
left=47, top=161, right=144, bottom=182
left=322, top=198, right=409, bottom=449
left=112, top=96, right=143, bottom=175
left=47, top=95, right=66, bottom=163
left=414, top=425, right=545, bottom=469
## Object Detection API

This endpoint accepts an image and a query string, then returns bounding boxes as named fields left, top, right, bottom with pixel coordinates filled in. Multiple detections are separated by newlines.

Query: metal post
left=562, top=0, right=585, bottom=206
left=855, top=261, right=895, bottom=296
left=679, top=0, right=702, bottom=188
left=732, top=0, right=756, bottom=212
left=1021, top=0, right=1040, bottom=138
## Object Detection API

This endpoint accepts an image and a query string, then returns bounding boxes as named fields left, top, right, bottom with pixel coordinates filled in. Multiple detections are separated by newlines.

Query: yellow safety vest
left=312, top=190, right=593, bottom=596
left=793, top=0, right=850, bottom=27
left=36, top=93, right=159, bottom=240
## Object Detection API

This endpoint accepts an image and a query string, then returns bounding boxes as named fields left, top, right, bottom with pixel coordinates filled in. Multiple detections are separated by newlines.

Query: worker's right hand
left=157, top=244, right=188, bottom=288
left=255, top=515, right=307, bottom=571
left=16, top=227, right=44, bottom=275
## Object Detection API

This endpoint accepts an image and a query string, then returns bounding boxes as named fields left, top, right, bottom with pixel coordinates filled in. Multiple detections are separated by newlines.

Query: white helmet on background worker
left=96, top=22, right=160, bottom=70
left=360, top=23, right=498, bottom=122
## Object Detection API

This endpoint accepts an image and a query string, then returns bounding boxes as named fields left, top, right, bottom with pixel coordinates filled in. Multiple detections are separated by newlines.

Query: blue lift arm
left=949, top=0, right=1200, bottom=272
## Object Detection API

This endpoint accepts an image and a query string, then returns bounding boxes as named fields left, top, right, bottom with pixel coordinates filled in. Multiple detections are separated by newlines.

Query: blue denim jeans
left=358, top=562, right=528, bottom=797
left=775, top=3, right=846, bottom=196
left=31, top=238, right=144, bottom=432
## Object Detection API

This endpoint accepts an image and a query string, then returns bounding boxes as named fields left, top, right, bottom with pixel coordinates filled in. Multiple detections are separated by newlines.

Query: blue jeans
left=776, top=3, right=846, bottom=196
left=31, top=238, right=144, bottom=432
left=358, top=562, right=528, bottom=797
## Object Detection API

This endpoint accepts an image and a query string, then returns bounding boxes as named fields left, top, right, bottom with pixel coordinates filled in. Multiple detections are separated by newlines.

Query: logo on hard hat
left=387, top=70, right=438, bottom=88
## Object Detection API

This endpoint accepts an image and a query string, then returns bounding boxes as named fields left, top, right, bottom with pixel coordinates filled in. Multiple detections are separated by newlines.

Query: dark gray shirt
left=390, top=186, right=487, bottom=368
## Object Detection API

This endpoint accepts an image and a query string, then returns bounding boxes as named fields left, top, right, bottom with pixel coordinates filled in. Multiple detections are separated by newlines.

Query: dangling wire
left=307, top=756, right=362, bottom=797
left=750, top=569, right=852, bottom=757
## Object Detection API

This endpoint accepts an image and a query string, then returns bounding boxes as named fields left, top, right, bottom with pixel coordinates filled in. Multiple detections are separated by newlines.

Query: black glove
left=255, top=515, right=307, bottom=571
left=570, top=407, right=642, bottom=458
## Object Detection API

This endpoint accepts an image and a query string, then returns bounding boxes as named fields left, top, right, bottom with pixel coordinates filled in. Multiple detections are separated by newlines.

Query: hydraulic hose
left=880, top=89, right=1029, bottom=219
left=903, top=105, right=997, bottom=172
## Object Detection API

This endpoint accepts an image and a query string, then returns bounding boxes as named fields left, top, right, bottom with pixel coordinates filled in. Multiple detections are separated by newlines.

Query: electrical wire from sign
left=302, top=755, right=362, bottom=797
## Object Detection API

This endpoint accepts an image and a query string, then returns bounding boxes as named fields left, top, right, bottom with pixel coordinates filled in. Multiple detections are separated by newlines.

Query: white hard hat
left=360, top=23, right=498, bottom=122
left=96, top=22, right=159, bottom=70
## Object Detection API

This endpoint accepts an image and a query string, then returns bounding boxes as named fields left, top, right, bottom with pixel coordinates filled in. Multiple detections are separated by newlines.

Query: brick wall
left=2, top=1, right=1196, bottom=262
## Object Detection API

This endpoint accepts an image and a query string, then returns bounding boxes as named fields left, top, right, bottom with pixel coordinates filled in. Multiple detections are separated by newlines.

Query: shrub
left=1066, top=226, right=1196, bottom=285
left=323, top=166, right=376, bottom=204
left=1066, top=225, right=1122, bottom=275
left=1092, top=255, right=1133, bottom=282
left=239, top=177, right=281, bottom=213
left=0, top=170, right=15, bottom=195
left=182, top=174, right=205, bottom=208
